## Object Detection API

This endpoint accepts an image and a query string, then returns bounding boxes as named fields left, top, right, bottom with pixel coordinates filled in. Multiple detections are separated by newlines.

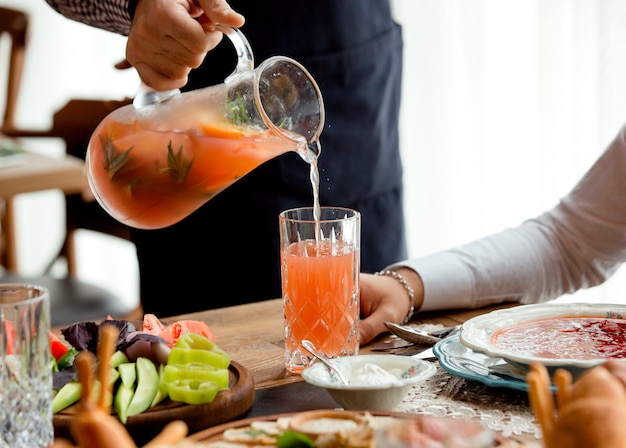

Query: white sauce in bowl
left=349, top=363, right=402, bottom=385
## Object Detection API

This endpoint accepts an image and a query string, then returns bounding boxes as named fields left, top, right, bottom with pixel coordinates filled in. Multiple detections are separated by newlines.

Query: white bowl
left=301, top=354, right=436, bottom=411
left=460, top=302, right=626, bottom=374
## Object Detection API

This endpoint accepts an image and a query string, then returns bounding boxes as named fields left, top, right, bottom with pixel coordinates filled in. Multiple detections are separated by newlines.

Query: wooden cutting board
left=189, top=410, right=534, bottom=446
left=53, top=360, right=255, bottom=446
left=190, top=410, right=376, bottom=443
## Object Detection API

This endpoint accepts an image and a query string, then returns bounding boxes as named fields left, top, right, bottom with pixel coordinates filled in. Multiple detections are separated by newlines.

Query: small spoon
left=301, top=340, right=349, bottom=385
left=384, top=322, right=461, bottom=345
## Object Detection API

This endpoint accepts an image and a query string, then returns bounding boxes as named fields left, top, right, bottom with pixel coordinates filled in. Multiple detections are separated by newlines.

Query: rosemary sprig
left=101, top=132, right=133, bottom=179
left=226, top=95, right=248, bottom=125
left=163, top=141, right=194, bottom=183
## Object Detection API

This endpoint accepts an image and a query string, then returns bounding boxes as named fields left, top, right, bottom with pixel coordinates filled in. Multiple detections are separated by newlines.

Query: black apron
left=132, top=0, right=407, bottom=316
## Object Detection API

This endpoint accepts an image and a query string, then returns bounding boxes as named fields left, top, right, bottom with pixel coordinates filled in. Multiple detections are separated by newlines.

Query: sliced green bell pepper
left=163, top=363, right=229, bottom=390
left=162, top=332, right=231, bottom=405
left=166, top=379, right=219, bottom=405
left=175, top=332, right=230, bottom=359
left=168, top=347, right=230, bottom=369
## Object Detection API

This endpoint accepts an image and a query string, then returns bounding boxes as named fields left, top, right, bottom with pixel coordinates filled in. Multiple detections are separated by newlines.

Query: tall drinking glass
left=0, top=284, right=53, bottom=448
left=280, top=207, right=360, bottom=374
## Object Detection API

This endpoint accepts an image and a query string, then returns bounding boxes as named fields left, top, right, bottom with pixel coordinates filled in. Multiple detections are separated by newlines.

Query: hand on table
left=358, top=270, right=424, bottom=345
left=124, top=0, right=245, bottom=91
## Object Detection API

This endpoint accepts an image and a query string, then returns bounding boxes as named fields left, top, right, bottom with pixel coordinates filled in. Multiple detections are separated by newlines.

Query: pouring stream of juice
left=309, top=140, right=322, bottom=225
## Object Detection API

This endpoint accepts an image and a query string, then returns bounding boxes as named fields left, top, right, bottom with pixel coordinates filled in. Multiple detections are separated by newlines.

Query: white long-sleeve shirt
left=395, top=124, right=626, bottom=312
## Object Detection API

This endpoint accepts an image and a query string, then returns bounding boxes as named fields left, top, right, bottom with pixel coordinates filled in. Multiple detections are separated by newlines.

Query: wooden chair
left=0, top=5, right=140, bottom=326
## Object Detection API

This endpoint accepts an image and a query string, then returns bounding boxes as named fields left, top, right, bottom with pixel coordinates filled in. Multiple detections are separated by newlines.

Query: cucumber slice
left=110, top=350, right=130, bottom=368
left=52, top=381, right=81, bottom=413
left=114, top=383, right=135, bottom=424
left=150, top=363, right=169, bottom=408
left=118, top=362, right=137, bottom=388
left=126, top=357, right=159, bottom=417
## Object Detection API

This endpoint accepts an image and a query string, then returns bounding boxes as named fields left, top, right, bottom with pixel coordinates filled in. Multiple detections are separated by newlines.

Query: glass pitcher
left=86, top=25, right=325, bottom=229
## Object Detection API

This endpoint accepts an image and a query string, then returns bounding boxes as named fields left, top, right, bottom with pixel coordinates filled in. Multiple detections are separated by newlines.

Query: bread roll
left=567, top=366, right=626, bottom=402
left=601, top=358, right=626, bottom=389
left=548, top=398, right=626, bottom=448
left=548, top=365, right=626, bottom=448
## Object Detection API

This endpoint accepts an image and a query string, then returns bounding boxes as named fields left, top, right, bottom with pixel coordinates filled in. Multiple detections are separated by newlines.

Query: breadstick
left=527, top=367, right=555, bottom=445
left=553, top=368, right=572, bottom=409
left=143, top=421, right=189, bottom=448
left=97, top=324, right=118, bottom=412
left=75, top=351, right=95, bottom=408
left=530, top=363, right=552, bottom=397
left=70, top=326, right=137, bottom=448
left=530, top=362, right=556, bottom=424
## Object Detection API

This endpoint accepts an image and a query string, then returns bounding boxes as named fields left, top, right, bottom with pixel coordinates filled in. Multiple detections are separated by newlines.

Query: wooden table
left=0, top=152, right=87, bottom=197
left=0, top=151, right=88, bottom=271
left=164, top=299, right=539, bottom=444
left=55, top=298, right=538, bottom=443
left=164, top=298, right=518, bottom=390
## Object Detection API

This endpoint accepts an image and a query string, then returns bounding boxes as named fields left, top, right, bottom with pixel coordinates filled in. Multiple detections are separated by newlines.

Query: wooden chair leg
left=65, top=228, right=78, bottom=277
left=3, top=196, right=18, bottom=272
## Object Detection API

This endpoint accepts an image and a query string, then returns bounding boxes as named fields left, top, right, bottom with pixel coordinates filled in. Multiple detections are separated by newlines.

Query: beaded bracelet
left=375, top=269, right=415, bottom=324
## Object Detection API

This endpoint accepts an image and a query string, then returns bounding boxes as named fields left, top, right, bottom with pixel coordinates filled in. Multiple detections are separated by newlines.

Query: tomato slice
left=142, top=313, right=165, bottom=335
left=159, top=320, right=215, bottom=346
left=49, top=332, right=69, bottom=361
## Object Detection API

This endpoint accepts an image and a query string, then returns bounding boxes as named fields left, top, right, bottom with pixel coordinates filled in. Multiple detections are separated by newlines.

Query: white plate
left=434, top=334, right=551, bottom=392
left=459, top=303, right=626, bottom=372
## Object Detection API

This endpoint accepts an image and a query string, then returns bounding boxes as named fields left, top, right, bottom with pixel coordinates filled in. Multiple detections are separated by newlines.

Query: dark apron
left=132, top=0, right=407, bottom=316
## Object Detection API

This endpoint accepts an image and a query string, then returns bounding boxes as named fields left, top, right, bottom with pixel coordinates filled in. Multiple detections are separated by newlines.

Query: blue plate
left=433, top=334, right=555, bottom=392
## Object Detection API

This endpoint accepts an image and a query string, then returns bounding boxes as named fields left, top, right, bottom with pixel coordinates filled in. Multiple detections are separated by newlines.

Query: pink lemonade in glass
left=280, top=207, right=361, bottom=374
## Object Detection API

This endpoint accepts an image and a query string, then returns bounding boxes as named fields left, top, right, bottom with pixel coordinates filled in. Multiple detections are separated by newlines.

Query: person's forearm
left=45, top=0, right=133, bottom=36
left=395, top=124, right=626, bottom=313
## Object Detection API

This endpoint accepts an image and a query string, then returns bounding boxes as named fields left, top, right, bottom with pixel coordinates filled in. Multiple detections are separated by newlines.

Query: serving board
left=189, top=410, right=386, bottom=443
left=189, top=410, right=532, bottom=446
left=53, top=360, right=255, bottom=446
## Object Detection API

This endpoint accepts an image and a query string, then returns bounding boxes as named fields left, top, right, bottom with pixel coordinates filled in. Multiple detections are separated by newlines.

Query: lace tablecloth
left=393, top=324, right=542, bottom=442
left=398, top=363, right=541, bottom=440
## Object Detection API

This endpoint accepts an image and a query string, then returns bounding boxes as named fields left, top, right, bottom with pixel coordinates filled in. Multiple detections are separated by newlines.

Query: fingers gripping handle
left=133, top=25, right=254, bottom=108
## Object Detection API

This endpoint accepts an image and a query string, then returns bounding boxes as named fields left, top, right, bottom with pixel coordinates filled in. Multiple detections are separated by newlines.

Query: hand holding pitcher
left=86, top=26, right=324, bottom=229
left=125, top=0, right=245, bottom=91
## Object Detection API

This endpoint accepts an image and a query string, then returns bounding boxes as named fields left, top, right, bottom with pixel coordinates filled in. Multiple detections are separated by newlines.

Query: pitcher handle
left=133, top=24, right=255, bottom=108
left=215, top=24, right=255, bottom=82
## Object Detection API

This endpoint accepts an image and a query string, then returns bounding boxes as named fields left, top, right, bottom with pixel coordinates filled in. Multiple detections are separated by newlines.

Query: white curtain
left=394, top=0, right=626, bottom=303
left=3, top=0, right=626, bottom=306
